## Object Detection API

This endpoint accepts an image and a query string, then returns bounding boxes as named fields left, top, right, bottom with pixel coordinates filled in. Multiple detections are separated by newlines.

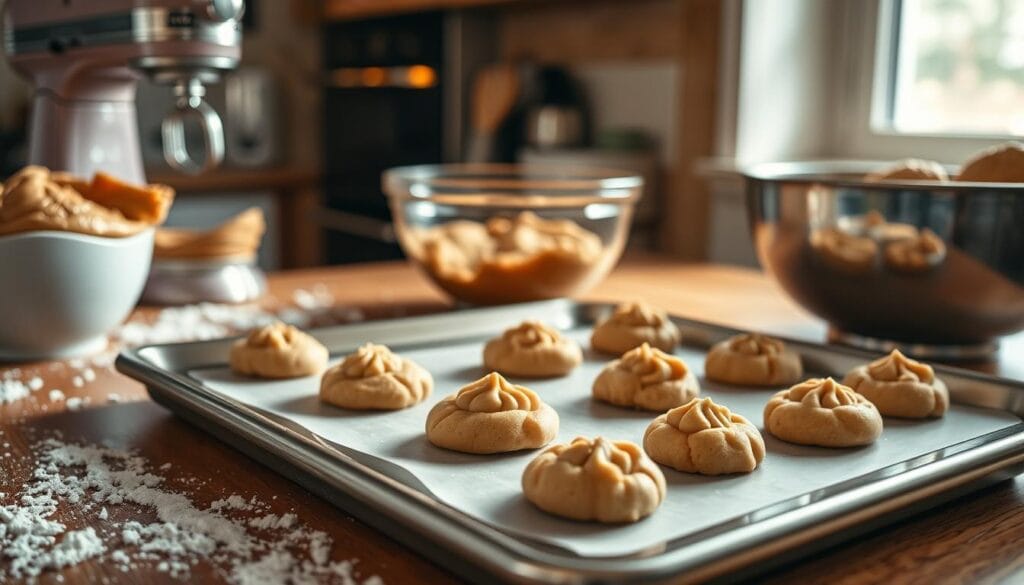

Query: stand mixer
left=3, top=0, right=268, bottom=308
left=3, top=0, right=245, bottom=180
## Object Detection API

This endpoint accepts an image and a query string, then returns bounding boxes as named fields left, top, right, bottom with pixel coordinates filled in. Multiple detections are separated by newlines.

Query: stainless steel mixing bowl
left=745, top=161, right=1024, bottom=359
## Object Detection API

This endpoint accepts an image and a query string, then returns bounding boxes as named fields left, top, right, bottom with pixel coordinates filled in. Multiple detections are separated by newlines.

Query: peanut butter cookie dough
left=764, top=378, right=883, bottom=448
left=0, top=166, right=167, bottom=237
left=425, top=372, right=559, bottom=454
left=522, top=436, right=666, bottom=523
left=483, top=320, right=582, bottom=378
left=704, top=333, right=803, bottom=387
left=155, top=207, right=266, bottom=261
left=865, top=158, right=949, bottom=182
left=810, top=227, right=878, bottom=274
left=644, top=397, right=765, bottom=475
left=229, top=321, right=328, bottom=379
left=409, top=211, right=604, bottom=304
left=592, top=343, right=700, bottom=412
left=320, top=343, right=433, bottom=410
left=884, top=228, right=946, bottom=273
left=956, top=142, right=1024, bottom=183
left=843, top=350, right=949, bottom=419
left=590, top=302, right=681, bottom=355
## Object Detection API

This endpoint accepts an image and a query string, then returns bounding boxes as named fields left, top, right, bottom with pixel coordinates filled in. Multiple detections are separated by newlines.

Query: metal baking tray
left=116, top=300, right=1024, bottom=583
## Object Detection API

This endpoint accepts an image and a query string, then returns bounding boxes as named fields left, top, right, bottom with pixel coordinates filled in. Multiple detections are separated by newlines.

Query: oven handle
left=313, top=207, right=397, bottom=244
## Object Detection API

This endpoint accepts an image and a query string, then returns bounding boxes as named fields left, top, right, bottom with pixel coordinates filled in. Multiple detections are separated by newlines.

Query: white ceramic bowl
left=0, top=229, right=154, bottom=360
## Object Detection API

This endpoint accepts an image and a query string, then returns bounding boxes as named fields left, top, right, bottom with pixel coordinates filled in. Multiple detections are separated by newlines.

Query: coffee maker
left=3, top=0, right=245, bottom=181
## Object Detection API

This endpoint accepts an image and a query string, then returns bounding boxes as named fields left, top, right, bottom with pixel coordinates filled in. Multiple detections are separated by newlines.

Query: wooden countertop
left=3, top=258, right=1024, bottom=584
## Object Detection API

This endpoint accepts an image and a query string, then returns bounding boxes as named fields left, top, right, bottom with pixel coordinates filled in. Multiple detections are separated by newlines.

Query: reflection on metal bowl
left=745, top=161, right=1024, bottom=359
left=142, top=258, right=267, bottom=305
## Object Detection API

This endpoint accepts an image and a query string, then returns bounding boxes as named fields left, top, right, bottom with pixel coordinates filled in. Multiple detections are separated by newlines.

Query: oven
left=320, top=12, right=446, bottom=264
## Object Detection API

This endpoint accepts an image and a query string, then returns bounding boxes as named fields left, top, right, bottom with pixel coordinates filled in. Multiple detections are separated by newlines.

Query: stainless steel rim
left=827, top=327, right=1000, bottom=362
left=115, top=300, right=1024, bottom=583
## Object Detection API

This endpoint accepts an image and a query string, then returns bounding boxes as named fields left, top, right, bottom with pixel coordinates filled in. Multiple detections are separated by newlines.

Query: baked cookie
left=810, top=227, right=878, bottom=274
left=704, top=333, right=803, bottom=387
left=590, top=302, right=681, bottom=355
left=956, top=142, right=1024, bottom=183
left=319, top=343, right=433, bottom=410
left=865, top=159, right=949, bottom=182
left=483, top=320, right=582, bottom=378
left=643, top=397, right=765, bottom=475
left=425, top=372, right=559, bottom=454
left=843, top=350, right=949, bottom=418
left=229, top=321, right=328, bottom=379
left=521, top=436, right=666, bottom=523
left=884, top=228, right=946, bottom=273
left=592, top=343, right=700, bottom=412
left=763, top=378, right=883, bottom=447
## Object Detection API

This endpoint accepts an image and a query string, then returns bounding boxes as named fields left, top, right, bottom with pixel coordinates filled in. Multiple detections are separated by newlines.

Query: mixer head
left=3, top=0, right=245, bottom=176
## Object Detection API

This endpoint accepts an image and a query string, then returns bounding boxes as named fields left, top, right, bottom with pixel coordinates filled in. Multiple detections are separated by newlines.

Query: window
left=831, top=0, right=1022, bottom=163
left=886, top=0, right=1024, bottom=137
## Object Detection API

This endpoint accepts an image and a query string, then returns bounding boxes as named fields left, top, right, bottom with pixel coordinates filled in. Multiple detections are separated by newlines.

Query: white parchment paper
left=190, top=330, right=1020, bottom=557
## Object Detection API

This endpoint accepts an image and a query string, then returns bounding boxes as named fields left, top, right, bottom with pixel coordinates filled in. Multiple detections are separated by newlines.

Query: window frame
left=834, top=0, right=1021, bottom=164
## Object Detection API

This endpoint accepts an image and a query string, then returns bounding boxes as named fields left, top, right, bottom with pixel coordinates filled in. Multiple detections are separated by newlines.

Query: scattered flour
left=48, top=390, right=65, bottom=403
left=27, top=377, right=44, bottom=391
left=64, top=397, right=88, bottom=411
left=0, top=439, right=379, bottom=584
left=114, top=303, right=283, bottom=347
left=0, top=379, right=30, bottom=404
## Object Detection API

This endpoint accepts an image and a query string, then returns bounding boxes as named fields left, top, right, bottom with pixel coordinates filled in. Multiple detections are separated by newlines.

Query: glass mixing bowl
left=383, top=164, right=643, bottom=305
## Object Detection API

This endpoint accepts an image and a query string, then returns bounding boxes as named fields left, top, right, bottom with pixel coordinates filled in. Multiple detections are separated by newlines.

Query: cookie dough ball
left=764, top=378, right=883, bottom=447
left=884, top=228, right=946, bottom=273
left=592, top=343, right=700, bottom=412
left=860, top=211, right=920, bottom=242
left=319, top=343, right=433, bottom=410
left=865, top=159, right=949, bottom=182
left=229, top=321, right=328, bottom=379
left=590, top=302, right=681, bottom=355
left=644, top=397, right=765, bottom=475
left=956, top=142, right=1024, bottom=183
left=704, top=333, right=803, bottom=387
left=425, top=372, right=559, bottom=454
left=483, top=320, right=582, bottom=378
left=522, top=436, right=666, bottom=523
left=810, top=227, right=878, bottom=274
left=843, top=350, right=949, bottom=418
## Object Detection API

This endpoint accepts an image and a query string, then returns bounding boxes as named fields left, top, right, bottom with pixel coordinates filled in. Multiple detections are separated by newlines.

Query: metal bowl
left=745, top=161, right=1024, bottom=359
left=141, top=257, right=267, bottom=305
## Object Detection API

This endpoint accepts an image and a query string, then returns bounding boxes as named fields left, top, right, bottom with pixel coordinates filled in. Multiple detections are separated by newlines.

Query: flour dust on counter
left=0, top=437, right=382, bottom=584
left=115, top=285, right=361, bottom=348
left=0, top=285, right=361, bottom=418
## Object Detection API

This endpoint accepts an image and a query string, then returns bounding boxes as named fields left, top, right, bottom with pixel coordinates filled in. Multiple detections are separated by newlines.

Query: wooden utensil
left=466, top=63, right=521, bottom=162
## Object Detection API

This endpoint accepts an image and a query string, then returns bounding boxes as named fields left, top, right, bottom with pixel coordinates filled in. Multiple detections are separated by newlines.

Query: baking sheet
left=189, top=329, right=1020, bottom=558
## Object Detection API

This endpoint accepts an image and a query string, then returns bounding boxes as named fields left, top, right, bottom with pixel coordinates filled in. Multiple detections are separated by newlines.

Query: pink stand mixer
left=3, top=0, right=245, bottom=180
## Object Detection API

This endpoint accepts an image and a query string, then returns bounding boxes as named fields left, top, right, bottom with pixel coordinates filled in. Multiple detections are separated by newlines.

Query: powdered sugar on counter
left=0, top=438, right=380, bottom=584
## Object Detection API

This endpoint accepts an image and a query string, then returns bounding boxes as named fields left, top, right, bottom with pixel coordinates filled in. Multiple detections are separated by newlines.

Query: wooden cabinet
left=323, top=0, right=517, bottom=20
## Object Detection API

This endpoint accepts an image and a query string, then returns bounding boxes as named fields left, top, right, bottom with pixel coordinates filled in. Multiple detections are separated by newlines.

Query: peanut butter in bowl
left=0, top=166, right=175, bottom=359
left=407, top=211, right=607, bottom=305
left=0, top=166, right=174, bottom=237
left=154, top=207, right=266, bottom=262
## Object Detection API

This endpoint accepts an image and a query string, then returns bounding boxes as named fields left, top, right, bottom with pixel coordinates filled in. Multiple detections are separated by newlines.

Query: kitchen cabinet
left=323, top=0, right=517, bottom=20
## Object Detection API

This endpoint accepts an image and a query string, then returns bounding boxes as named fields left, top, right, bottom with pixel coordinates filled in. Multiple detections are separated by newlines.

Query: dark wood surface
left=3, top=258, right=1024, bottom=584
